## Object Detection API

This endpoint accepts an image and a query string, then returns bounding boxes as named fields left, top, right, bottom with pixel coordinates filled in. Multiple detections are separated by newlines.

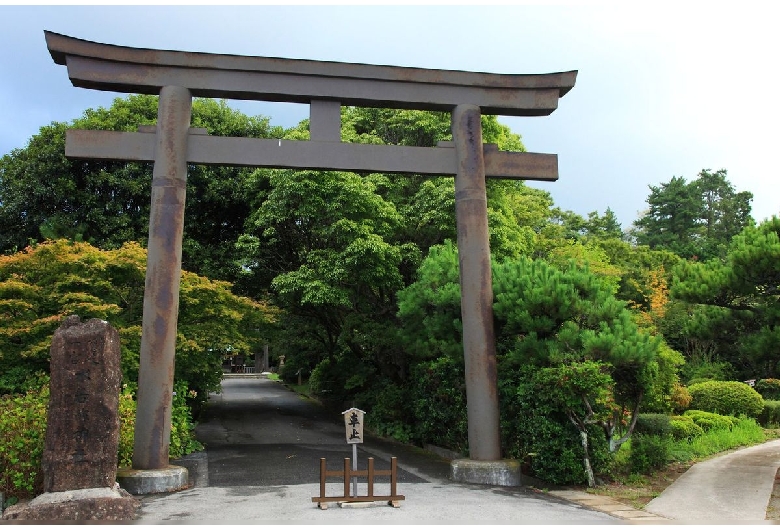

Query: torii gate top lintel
left=45, top=31, right=576, bottom=117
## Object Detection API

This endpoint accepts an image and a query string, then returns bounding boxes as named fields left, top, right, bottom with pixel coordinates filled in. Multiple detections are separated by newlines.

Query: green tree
left=671, top=217, right=780, bottom=378
left=631, top=169, right=753, bottom=261
left=396, top=242, right=661, bottom=484
left=0, top=240, right=276, bottom=401
left=236, top=108, right=543, bottom=397
left=0, top=95, right=282, bottom=282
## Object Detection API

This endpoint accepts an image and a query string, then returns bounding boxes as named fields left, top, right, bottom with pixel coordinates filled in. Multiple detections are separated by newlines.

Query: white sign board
left=342, top=408, right=365, bottom=444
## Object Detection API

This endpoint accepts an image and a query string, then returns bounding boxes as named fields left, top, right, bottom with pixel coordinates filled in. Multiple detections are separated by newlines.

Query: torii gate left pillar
left=46, top=31, right=576, bottom=492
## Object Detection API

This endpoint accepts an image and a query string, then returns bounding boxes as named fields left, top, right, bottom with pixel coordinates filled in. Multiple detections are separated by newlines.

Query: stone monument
left=2, top=316, right=139, bottom=521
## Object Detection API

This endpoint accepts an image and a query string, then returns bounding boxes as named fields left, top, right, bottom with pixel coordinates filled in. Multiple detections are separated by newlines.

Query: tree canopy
left=631, top=169, right=753, bottom=260
left=0, top=239, right=276, bottom=399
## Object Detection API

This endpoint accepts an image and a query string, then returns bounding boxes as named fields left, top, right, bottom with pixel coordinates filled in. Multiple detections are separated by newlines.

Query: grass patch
left=587, top=417, right=770, bottom=510
left=266, top=373, right=280, bottom=381
left=668, top=417, right=766, bottom=462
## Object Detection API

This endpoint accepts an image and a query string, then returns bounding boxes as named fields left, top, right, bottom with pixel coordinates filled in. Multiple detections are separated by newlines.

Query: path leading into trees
left=135, top=376, right=620, bottom=523
left=136, top=375, right=780, bottom=523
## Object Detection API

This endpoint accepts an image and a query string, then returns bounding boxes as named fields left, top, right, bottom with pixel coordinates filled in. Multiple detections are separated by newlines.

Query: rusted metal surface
left=132, top=85, right=192, bottom=470
left=45, top=31, right=576, bottom=94
left=452, top=104, right=501, bottom=462
left=45, top=31, right=576, bottom=116
left=66, top=129, right=559, bottom=181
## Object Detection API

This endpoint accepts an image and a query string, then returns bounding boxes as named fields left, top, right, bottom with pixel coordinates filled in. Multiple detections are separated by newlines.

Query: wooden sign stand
left=312, top=457, right=404, bottom=509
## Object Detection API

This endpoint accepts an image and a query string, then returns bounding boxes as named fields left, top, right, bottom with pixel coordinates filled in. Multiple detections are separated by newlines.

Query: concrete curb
left=546, top=490, right=669, bottom=522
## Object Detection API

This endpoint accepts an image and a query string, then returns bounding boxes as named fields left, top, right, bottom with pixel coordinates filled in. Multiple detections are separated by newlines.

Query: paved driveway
left=137, top=377, right=619, bottom=523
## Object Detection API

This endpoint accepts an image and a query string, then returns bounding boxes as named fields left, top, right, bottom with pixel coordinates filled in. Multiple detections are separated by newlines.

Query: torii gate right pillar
left=450, top=104, right=520, bottom=485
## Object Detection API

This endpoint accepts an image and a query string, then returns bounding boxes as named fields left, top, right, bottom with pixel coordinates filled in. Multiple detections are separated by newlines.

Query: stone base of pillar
left=1, top=486, right=140, bottom=521
left=117, top=465, right=189, bottom=495
left=450, top=459, right=522, bottom=487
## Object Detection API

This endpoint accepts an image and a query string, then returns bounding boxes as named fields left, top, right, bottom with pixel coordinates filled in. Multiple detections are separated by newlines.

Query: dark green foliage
left=355, top=379, right=413, bottom=444
left=501, top=367, right=613, bottom=485
left=407, top=356, right=468, bottom=454
left=755, top=379, right=780, bottom=400
left=687, top=381, right=764, bottom=418
left=634, top=413, right=672, bottom=436
left=671, top=217, right=780, bottom=379
left=683, top=410, right=738, bottom=431
left=0, top=96, right=280, bottom=283
left=629, top=434, right=670, bottom=474
left=758, top=401, right=780, bottom=427
left=669, top=415, right=704, bottom=440
left=631, top=169, right=753, bottom=261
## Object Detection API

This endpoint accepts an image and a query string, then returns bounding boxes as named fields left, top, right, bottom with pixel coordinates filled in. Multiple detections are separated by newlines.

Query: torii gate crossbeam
left=45, top=31, right=576, bottom=491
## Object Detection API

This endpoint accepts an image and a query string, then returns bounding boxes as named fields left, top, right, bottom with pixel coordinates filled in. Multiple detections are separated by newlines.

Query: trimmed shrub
left=634, top=413, right=672, bottom=436
left=755, top=379, right=780, bottom=401
left=669, top=415, right=704, bottom=440
left=629, top=433, right=670, bottom=474
left=759, top=400, right=780, bottom=427
left=687, top=380, right=764, bottom=418
left=683, top=409, right=737, bottom=432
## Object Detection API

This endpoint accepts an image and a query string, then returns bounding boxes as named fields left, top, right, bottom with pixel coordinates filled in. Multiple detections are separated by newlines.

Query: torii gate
left=45, top=31, right=576, bottom=492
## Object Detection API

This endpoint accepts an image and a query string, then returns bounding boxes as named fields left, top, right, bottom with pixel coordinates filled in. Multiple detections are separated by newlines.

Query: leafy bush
left=408, top=356, right=468, bottom=454
left=629, top=433, right=669, bottom=474
left=669, top=415, right=704, bottom=440
left=501, top=367, right=614, bottom=486
left=0, top=379, right=201, bottom=499
left=670, top=383, right=693, bottom=413
left=356, top=379, right=413, bottom=444
left=758, top=400, right=780, bottom=427
left=0, top=382, right=48, bottom=498
left=687, top=380, right=764, bottom=418
left=634, top=413, right=672, bottom=436
left=118, top=384, right=136, bottom=468
left=755, top=379, right=780, bottom=400
left=683, top=410, right=737, bottom=432
left=169, top=380, right=204, bottom=459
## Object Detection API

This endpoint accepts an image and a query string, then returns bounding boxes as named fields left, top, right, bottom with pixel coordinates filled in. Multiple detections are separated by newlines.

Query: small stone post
left=43, top=316, right=123, bottom=491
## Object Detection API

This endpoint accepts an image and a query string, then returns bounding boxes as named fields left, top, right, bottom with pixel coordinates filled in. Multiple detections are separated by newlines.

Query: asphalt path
left=136, top=377, right=619, bottom=524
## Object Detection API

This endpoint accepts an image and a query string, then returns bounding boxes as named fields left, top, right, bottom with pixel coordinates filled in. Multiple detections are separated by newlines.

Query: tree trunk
left=580, top=430, right=596, bottom=488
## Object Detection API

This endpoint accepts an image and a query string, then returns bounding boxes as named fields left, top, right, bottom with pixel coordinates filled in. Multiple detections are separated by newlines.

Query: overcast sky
left=1, top=4, right=777, bottom=229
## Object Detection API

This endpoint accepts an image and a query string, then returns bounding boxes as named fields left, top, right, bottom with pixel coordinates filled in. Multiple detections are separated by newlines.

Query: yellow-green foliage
left=117, top=385, right=136, bottom=468
left=758, top=400, right=780, bottom=427
left=687, top=380, right=764, bottom=418
left=669, top=415, right=705, bottom=440
left=0, top=383, right=48, bottom=498
left=0, top=239, right=278, bottom=399
left=683, top=409, right=738, bottom=431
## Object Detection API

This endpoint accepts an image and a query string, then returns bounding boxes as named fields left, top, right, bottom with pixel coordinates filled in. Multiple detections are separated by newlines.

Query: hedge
left=687, top=380, right=764, bottom=418
left=759, top=400, right=780, bottom=427
left=669, top=415, right=704, bottom=440
left=683, top=409, right=738, bottom=432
